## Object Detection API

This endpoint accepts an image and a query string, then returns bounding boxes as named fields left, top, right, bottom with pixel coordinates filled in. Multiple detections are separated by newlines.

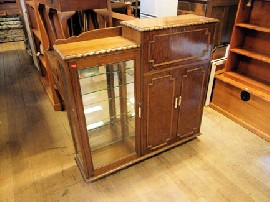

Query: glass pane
left=78, top=60, right=136, bottom=169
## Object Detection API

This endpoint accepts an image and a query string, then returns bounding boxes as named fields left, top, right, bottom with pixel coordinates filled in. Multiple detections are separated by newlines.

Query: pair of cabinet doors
left=141, top=62, right=209, bottom=154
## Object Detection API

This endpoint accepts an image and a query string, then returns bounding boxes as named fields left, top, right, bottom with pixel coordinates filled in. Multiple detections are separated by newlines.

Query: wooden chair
left=36, top=0, right=134, bottom=50
left=34, top=0, right=135, bottom=110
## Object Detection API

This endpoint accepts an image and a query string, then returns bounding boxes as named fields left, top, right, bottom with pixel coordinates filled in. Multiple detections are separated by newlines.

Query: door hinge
left=138, top=106, right=141, bottom=118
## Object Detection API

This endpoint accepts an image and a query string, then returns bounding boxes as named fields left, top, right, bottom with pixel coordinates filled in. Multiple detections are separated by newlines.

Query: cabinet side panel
left=60, top=63, right=93, bottom=177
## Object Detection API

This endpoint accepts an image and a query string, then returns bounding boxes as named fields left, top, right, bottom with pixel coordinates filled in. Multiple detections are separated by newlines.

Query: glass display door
left=78, top=60, right=136, bottom=169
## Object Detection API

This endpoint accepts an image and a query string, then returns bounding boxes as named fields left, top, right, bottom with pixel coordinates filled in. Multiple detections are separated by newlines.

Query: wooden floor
left=0, top=42, right=269, bottom=202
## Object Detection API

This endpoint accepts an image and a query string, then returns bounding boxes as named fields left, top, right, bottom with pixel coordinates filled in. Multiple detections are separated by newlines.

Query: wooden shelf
left=236, top=23, right=270, bottom=33
left=230, top=48, right=270, bottom=64
left=224, top=71, right=270, bottom=95
left=31, top=28, right=42, bottom=41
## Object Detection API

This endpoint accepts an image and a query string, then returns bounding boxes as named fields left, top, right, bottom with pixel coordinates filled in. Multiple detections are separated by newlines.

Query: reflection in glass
left=78, top=60, right=135, bottom=168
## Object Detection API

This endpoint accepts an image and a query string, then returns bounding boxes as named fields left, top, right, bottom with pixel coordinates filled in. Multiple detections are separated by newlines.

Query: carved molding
left=121, top=15, right=218, bottom=32
left=146, top=75, right=176, bottom=150
left=54, top=44, right=140, bottom=60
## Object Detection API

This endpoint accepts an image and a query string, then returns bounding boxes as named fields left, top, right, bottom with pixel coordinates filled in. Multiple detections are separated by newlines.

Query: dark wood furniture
left=211, top=0, right=270, bottom=141
left=178, top=0, right=239, bottom=46
left=54, top=15, right=217, bottom=181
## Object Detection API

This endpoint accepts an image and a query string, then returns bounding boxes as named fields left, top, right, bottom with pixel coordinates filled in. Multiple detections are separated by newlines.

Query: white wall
left=140, top=0, right=178, bottom=18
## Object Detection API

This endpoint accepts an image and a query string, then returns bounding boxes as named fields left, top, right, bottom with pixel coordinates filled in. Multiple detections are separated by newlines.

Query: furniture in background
left=178, top=0, right=239, bottom=47
left=211, top=0, right=270, bottom=141
left=54, top=15, right=218, bottom=181
left=19, top=0, right=134, bottom=110
left=0, top=0, right=19, bottom=16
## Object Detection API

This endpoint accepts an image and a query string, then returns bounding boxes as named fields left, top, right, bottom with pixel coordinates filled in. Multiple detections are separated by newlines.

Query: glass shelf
left=84, top=98, right=135, bottom=130
left=78, top=60, right=136, bottom=169
left=78, top=62, right=134, bottom=80
left=88, top=116, right=135, bottom=152
left=81, top=82, right=134, bottom=107
left=79, top=65, right=134, bottom=96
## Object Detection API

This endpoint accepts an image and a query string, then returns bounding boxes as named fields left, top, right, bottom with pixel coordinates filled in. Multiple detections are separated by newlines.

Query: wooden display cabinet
left=211, top=0, right=270, bottom=141
left=54, top=27, right=141, bottom=180
left=54, top=15, right=218, bottom=181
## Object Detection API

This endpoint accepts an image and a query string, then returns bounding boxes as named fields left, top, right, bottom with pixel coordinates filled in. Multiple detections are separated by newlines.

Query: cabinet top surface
left=54, top=36, right=139, bottom=61
left=121, top=14, right=218, bottom=32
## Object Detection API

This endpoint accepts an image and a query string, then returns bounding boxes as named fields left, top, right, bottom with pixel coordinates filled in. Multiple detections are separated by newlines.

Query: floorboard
left=0, top=42, right=269, bottom=202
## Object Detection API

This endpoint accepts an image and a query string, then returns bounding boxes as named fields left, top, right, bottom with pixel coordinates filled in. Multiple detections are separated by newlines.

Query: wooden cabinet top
left=121, top=14, right=218, bottom=32
left=54, top=36, right=139, bottom=60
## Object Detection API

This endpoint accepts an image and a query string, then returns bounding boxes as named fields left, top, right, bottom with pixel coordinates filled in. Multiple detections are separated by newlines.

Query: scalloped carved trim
left=121, top=15, right=219, bottom=32
left=54, top=44, right=140, bottom=60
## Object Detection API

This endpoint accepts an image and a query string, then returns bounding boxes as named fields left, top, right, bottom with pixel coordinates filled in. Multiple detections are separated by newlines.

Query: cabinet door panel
left=143, top=70, right=179, bottom=154
left=177, top=64, right=208, bottom=137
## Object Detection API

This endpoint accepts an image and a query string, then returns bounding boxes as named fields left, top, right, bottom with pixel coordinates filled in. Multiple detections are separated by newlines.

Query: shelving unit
left=211, top=0, right=270, bottom=141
